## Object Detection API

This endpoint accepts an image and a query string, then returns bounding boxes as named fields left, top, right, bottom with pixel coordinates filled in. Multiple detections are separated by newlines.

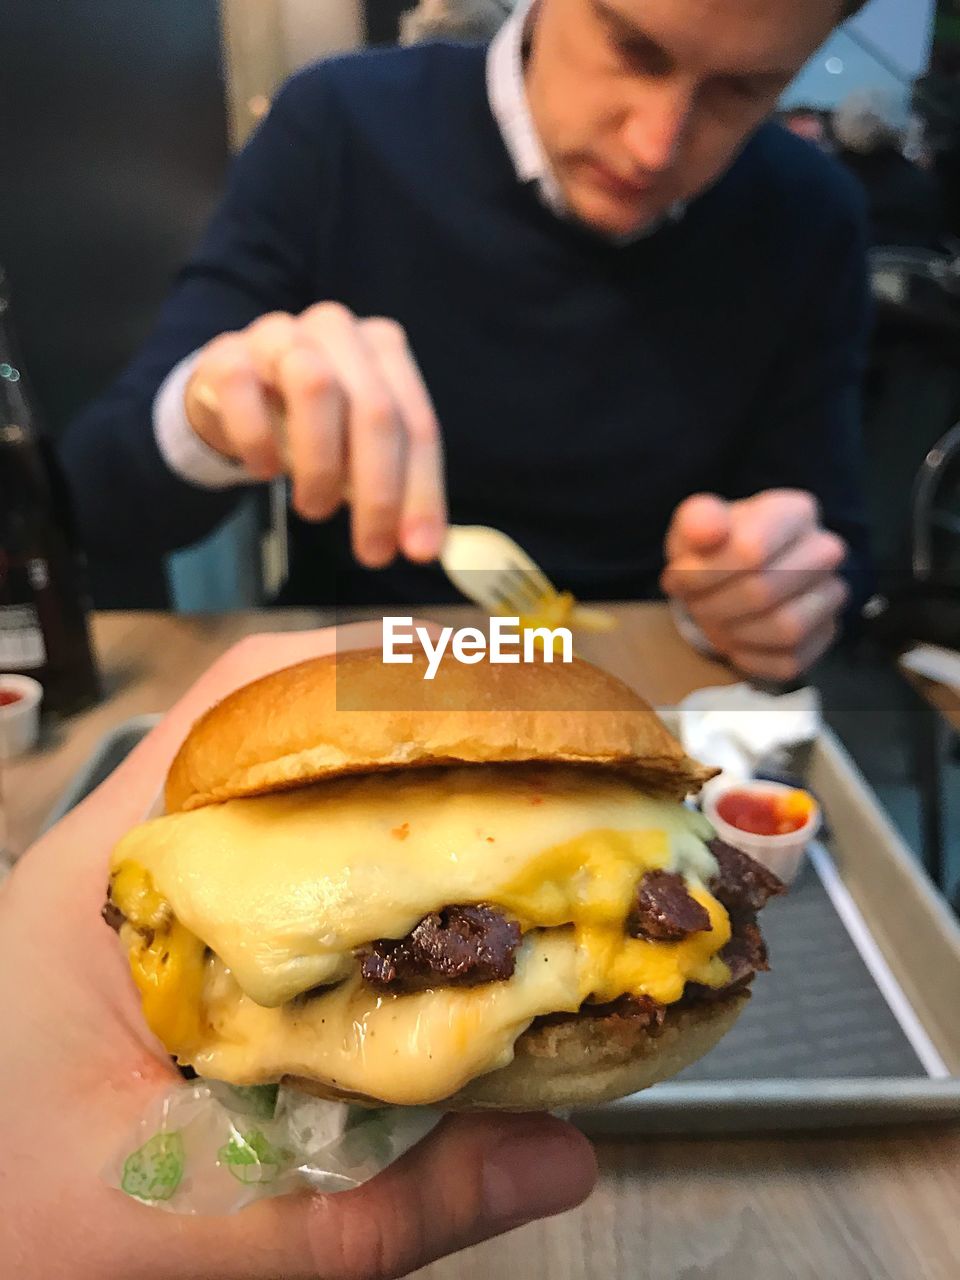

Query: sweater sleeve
left=726, top=179, right=875, bottom=621
left=59, top=68, right=337, bottom=559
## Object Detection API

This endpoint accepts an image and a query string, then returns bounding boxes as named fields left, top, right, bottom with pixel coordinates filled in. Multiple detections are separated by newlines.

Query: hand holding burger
left=0, top=625, right=596, bottom=1280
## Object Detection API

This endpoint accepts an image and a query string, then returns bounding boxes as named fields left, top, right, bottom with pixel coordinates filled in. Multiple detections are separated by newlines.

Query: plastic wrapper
left=103, top=788, right=442, bottom=1214
left=104, top=1080, right=441, bottom=1215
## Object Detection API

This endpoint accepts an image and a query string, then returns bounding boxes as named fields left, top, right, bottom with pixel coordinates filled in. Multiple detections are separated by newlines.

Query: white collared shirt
left=486, top=0, right=568, bottom=217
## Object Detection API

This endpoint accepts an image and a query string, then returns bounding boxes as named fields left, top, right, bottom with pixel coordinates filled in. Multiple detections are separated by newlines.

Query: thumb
left=156, top=1112, right=597, bottom=1280
left=665, top=494, right=731, bottom=562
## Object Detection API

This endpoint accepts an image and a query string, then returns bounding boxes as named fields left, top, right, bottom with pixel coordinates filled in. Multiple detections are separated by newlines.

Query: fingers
left=275, top=342, right=347, bottom=520
left=363, top=318, right=447, bottom=562
left=187, top=335, right=284, bottom=479
left=298, top=305, right=406, bottom=566
left=294, top=305, right=448, bottom=566
left=716, top=572, right=847, bottom=652
left=679, top=528, right=847, bottom=632
left=710, top=575, right=846, bottom=682
left=662, top=489, right=848, bottom=681
left=733, top=490, right=823, bottom=567
left=155, top=1112, right=597, bottom=1280
left=664, top=493, right=731, bottom=563
left=188, top=306, right=448, bottom=567
left=725, top=610, right=842, bottom=683
left=662, top=490, right=820, bottom=601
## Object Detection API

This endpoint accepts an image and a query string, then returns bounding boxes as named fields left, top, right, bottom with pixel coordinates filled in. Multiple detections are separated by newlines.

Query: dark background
left=0, top=0, right=229, bottom=439
left=367, top=0, right=409, bottom=44
left=0, top=0, right=409, bottom=605
left=0, top=0, right=409, bottom=440
left=0, top=0, right=231, bottom=603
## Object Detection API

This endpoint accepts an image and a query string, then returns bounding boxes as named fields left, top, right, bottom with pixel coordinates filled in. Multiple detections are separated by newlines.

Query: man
left=63, top=0, right=872, bottom=681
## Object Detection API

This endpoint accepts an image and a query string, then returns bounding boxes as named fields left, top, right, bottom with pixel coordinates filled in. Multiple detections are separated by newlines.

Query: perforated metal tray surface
left=675, top=858, right=923, bottom=1084
left=47, top=718, right=960, bottom=1134
left=42, top=716, right=162, bottom=832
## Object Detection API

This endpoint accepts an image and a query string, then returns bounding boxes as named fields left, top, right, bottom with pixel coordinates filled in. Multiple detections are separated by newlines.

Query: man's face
left=526, top=0, right=844, bottom=235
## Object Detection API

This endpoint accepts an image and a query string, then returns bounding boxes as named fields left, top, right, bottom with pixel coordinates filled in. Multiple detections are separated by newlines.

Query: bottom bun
left=284, top=992, right=748, bottom=1111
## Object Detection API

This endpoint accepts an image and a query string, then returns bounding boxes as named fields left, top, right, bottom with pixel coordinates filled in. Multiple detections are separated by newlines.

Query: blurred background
left=1, top=0, right=958, bottom=894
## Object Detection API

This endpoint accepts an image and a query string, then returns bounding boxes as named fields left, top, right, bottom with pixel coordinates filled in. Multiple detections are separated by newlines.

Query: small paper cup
left=0, top=674, right=43, bottom=758
left=703, top=779, right=820, bottom=886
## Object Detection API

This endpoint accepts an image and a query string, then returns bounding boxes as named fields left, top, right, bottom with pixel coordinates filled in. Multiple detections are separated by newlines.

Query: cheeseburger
left=103, top=650, right=783, bottom=1109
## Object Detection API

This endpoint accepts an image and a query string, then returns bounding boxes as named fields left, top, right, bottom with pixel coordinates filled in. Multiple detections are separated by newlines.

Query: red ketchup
left=716, top=789, right=810, bottom=837
left=0, top=687, right=24, bottom=708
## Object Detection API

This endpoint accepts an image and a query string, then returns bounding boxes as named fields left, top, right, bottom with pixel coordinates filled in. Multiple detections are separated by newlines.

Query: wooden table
left=8, top=608, right=960, bottom=1278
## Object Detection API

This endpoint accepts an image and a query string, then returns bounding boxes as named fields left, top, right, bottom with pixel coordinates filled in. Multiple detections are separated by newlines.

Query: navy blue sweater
left=62, top=43, right=872, bottom=606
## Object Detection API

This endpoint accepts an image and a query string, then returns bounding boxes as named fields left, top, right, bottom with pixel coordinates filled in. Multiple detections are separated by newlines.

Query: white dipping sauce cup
left=0, top=674, right=43, bottom=758
left=703, top=778, right=820, bottom=886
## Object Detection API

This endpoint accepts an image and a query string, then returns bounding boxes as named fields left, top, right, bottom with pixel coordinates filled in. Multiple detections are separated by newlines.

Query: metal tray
left=42, top=715, right=163, bottom=831
left=48, top=718, right=960, bottom=1134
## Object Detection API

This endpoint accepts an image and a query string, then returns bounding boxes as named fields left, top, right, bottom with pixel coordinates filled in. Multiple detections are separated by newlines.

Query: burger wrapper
left=103, top=788, right=445, bottom=1214
left=104, top=1080, right=441, bottom=1215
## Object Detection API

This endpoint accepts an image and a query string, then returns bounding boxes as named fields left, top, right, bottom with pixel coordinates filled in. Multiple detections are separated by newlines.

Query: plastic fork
left=440, top=526, right=616, bottom=632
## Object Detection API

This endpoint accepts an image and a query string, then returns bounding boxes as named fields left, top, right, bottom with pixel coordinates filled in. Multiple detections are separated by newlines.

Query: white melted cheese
left=111, top=765, right=718, bottom=1009
left=195, top=920, right=730, bottom=1104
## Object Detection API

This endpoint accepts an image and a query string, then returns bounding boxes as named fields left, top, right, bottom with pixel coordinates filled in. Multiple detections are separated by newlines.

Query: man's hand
left=185, top=304, right=447, bottom=568
left=661, top=490, right=849, bottom=682
left=0, top=624, right=596, bottom=1280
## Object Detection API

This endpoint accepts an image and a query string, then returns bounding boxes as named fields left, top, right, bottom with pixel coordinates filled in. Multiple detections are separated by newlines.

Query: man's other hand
left=661, top=490, right=849, bottom=682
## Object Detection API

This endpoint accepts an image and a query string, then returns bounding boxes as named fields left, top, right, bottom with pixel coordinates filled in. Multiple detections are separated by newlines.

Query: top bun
left=166, top=648, right=717, bottom=814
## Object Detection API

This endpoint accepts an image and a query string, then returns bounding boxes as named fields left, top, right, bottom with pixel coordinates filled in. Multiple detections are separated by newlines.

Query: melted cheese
left=121, top=918, right=207, bottom=1054
left=575, top=885, right=729, bottom=1004
left=192, top=919, right=730, bottom=1104
left=110, top=765, right=717, bottom=1008
left=108, top=764, right=732, bottom=1102
left=114, top=863, right=207, bottom=1054
left=196, top=932, right=581, bottom=1101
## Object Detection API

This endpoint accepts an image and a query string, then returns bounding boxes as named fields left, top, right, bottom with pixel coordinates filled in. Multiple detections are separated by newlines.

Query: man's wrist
left=153, top=352, right=253, bottom=490
left=667, top=597, right=719, bottom=659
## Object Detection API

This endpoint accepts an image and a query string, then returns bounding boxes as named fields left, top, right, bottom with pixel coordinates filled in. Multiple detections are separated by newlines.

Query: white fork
left=439, top=526, right=616, bottom=631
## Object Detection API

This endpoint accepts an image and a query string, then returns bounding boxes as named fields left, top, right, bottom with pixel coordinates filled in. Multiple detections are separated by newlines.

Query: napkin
left=677, top=683, right=821, bottom=797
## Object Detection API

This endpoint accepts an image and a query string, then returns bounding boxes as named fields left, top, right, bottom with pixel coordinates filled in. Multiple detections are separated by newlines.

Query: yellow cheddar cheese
left=112, top=863, right=207, bottom=1055
left=110, top=764, right=718, bottom=1007
left=190, top=917, right=729, bottom=1105
left=573, top=885, right=730, bottom=1005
